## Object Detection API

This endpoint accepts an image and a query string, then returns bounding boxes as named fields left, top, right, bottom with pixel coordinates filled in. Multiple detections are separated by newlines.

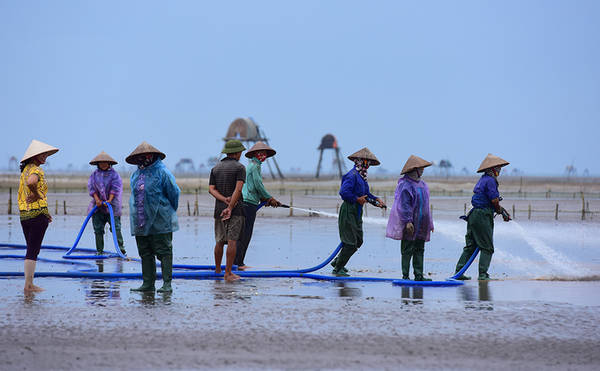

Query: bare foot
left=224, top=273, right=240, bottom=282
left=237, top=265, right=249, bottom=271
left=24, top=284, right=44, bottom=292
left=215, top=268, right=222, bottom=274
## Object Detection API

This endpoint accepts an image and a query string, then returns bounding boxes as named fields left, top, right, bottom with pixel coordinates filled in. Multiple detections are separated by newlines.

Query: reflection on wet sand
left=401, top=286, right=423, bottom=305
left=459, top=281, right=493, bottom=311
left=335, top=282, right=362, bottom=298
left=212, top=279, right=252, bottom=302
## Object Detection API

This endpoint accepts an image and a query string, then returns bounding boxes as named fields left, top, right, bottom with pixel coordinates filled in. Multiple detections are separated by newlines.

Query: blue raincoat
left=129, top=159, right=180, bottom=236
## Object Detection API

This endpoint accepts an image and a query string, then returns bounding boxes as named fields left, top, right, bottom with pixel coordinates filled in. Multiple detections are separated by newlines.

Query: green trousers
left=134, top=233, right=173, bottom=291
left=92, top=212, right=124, bottom=253
left=334, top=201, right=363, bottom=271
left=401, top=239, right=426, bottom=280
left=455, top=208, right=494, bottom=279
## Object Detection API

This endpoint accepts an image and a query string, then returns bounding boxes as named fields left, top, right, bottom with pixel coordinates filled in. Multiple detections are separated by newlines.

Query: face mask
left=256, top=152, right=267, bottom=162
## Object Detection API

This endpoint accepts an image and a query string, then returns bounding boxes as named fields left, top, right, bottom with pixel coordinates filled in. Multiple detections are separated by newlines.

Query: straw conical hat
left=125, top=141, right=166, bottom=164
left=90, top=151, right=118, bottom=165
left=477, top=153, right=509, bottom=173
left=401, top=155, right=433, bottom=174
left=245, top=142, right=276, bottom=158
left=21, top=139, right=59, bottom=163
left=347, top=147, right=380, bottom=166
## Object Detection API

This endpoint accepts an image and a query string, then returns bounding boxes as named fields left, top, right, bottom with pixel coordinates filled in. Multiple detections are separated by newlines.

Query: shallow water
left=1, top=214, right=599, bottom=306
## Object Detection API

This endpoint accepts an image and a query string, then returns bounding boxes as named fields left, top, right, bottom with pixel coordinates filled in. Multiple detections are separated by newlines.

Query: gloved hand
left=405, top=222, right=414, bottom=236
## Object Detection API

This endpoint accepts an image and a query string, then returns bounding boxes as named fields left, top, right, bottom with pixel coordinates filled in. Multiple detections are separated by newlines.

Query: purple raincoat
left=87, top=168, right=123, bottom=216
left=386, top=176, right=433, bottom=241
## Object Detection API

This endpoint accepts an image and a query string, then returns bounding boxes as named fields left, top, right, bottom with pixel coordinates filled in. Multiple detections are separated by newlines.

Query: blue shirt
left=471, top=174, right=500, bottom=209
left=339, top=168, right=376, bottom=203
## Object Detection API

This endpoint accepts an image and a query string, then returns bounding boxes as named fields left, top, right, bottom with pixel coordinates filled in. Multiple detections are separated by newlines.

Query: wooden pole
left=555, top=203, right=559, bottom=220
left=8, top=188, right=12, bottom=215
left=63, top=200, right=67, bottom=215
left=581, top=192, right=585, bottom=221
left=55, top=199, right=58, bottom=214
left=512, top=204, right=516, bottom=220
left=289, top=191, right=293, bottom=217
left=187, top=201, right=191, bottom=216
left=463, top=203, right=466, bottom=215
left=528, top=204, right=531, bottom=220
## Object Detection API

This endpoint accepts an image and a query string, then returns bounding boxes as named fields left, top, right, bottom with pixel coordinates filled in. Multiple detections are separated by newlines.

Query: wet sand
left=1, top=214, right=599, bottom=370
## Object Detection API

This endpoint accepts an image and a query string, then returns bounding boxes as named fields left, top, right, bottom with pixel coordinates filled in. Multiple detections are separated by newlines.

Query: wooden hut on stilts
left=223, top=117, right=284, bottom=179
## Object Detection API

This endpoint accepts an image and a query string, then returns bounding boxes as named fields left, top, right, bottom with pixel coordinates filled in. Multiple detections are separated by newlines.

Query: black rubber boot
left=478, top=250, right=493, bottom=280
left=413, top=249, right=432, bottom=281
left=95, top=233, right=104, bottom=255
left=157, top=255, right=173, bottom=293
left=131, top=256, right=156, bottom=292
left=333, top=245, right=357, bottom=276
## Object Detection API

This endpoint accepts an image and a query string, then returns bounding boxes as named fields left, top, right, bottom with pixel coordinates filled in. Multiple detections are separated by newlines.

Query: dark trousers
left=21, top=214, right=49, bottom=261
left=92, top=212, right=124, bottom=252
left=235, top=202, right=258, bottom=266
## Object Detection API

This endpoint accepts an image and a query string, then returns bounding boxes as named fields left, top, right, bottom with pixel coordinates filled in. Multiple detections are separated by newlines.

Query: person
left=87, top=151, right=126, bottom=255
left=209, top=140, right=247, bottom=282
left=18, top=139, right=59, bottom=292
left=332, top=147, right=386, bottom=276
left=234, top=142, right=281, bottom=270
left=454, top=153, right=511, bottom=281
left=127, top=141, right=180, bottom=293
left=386, top=155, right=434, bottom=281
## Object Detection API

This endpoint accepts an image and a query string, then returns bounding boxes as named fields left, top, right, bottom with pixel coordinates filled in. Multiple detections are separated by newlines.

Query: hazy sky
left=1, top=1, right=599, bottom=176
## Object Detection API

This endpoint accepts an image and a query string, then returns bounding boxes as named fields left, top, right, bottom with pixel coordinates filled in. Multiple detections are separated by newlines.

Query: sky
left=1, top=1, right=599, bottom=176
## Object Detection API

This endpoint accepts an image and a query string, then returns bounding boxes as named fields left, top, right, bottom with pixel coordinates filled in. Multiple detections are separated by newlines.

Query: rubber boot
left=454, top=246, right=475, bottom=280
left=95, top=233, right=104, bottom=255
left=157, top=255, right=173, bottom=293
left=333, top=245, right=356, bottom=276
left=401, top=253, right=411, bottom=280
left=478, top=250, right=493, bottom=280
left=131, top=256, right=156, bottom=292
left=330, top=257, right=347, bottom=273
left=413, top=250, right=431, bottom=281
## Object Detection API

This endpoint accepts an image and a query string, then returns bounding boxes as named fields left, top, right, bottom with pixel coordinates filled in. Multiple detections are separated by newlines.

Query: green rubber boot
left=131, top=256, right=156, bottom=292
left=330, top=257, right=348, bottom=273
left=157, top=255, right=173, bottom=293
left=401, top=253, right=411, bottom=280
left=478, top=250, right=493, bottom=280
left=333, top=245, right=357, bottom=276
left=454, top=246, right=476, bottom=280
left=95, top=233, right=104, bottom=255
left=413, top=249, right=431, bottom=281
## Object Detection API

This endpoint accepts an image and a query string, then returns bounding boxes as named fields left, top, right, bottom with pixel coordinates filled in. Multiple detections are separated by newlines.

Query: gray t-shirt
left=209, top=157, right=246, bottom=219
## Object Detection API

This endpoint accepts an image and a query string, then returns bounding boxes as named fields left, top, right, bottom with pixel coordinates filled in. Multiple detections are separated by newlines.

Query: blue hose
left=63, top=202, right=127, bottom=259
left=0, top=200, right=464, bottom=286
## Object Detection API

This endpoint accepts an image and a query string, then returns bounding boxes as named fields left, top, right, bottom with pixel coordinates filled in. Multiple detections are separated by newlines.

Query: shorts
left=214, top=215, right=244, bottom=243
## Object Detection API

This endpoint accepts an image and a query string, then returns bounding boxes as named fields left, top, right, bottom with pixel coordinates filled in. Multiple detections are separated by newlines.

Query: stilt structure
left=223, top=117, right=284, bottom=179
left=315, top=134, right=345, bottom=178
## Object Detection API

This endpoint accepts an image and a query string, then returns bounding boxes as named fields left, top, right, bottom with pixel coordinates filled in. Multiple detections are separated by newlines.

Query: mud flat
left=1, top=213, right=600, bottom=369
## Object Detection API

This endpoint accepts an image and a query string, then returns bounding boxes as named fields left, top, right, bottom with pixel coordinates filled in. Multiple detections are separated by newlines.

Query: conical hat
left=347, top=147, right=380, bottom=166
left=477, top=153, right=509, bottom=173
left=125, top=141, right=166, bottom=164
left=401, top=155, right=432, bottom=174
left=245, top=142, right=276, bottom=158
left=90, top=151, right=118, bottom=165
left=20, top=139, right=59, bottom=163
